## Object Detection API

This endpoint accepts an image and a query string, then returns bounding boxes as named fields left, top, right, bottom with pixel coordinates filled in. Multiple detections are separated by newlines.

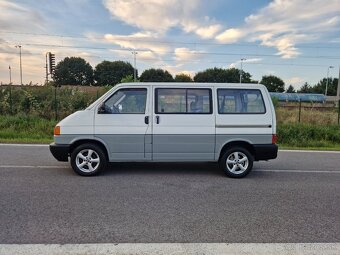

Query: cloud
left=216, top=28, right=244, bottom=44
left=215, top=0, right=340, bottom=58
left=194, top=24, right=222, bottom=39
left=174, top=47, right=204, bottom=62
left=102, top=32, right=170, bottom=54
left=0, top=0, right=44, bottom=32
left=102, top=0, right=222, bottom=39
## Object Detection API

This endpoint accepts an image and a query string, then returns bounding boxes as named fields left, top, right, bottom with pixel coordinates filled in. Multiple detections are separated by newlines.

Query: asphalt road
left=0, top=144, right=339, bottom=244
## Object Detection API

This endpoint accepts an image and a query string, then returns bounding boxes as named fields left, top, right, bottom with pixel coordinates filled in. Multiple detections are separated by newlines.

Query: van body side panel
left=214, top=134, right=272, bottom=160
left=54, top=134, right=95, bottom=145
left=153, top=134, right=215, bottom=161
left=95, top=134, right=145, bottom=160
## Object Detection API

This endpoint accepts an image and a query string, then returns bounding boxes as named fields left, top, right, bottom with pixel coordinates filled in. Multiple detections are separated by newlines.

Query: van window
left=218, top=89, right=265, bottom=114
left=156, top=88, right=212, bottom=114
left=103, top=88, right=147, bottom=114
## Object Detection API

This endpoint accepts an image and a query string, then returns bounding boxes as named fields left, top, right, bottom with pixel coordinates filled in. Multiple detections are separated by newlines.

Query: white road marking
left=279, top=149, right=340, bottom=153
left=0, top=243, right=339, bottom=255
left=254, top=169, right=340, bottom=173
left=0, top=165, right=68, bottom=169
left=1, top=165, right=340, bottom=173
left=0, top=143, right=48, bottom=147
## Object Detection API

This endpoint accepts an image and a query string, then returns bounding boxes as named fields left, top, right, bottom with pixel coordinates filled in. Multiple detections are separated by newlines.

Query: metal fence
left=275, top=101, right=340, bottom=125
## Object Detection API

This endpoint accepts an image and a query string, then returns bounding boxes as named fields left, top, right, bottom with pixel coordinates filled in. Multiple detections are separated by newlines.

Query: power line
left=1, top=30, right=340, bottom=49
left=2, top=42, right=339, bottom=60
left=0, top=50, right=331, bottom=68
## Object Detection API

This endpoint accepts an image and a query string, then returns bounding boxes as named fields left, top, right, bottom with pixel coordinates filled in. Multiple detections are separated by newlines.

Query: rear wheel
left=70, top=143, right=107, bottom=176
left=219, top=147, right=253, bottom=178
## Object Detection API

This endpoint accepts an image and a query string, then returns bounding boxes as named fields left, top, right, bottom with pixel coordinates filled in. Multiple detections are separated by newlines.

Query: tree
left=139, top=68, right=174, bottom=82
left=53, top=57, right=93, bottom=86
left=297, top=82, right=313, bottom=93
left=286, top=85, right=295, bottom=93
left=174, top=73, right=193, bottom=82
left=194, top=67, right=252, bottom=83
left=194, top=68, right=227, bottom=82
left=311, top=78, right=338, bottom=95
left=260, top=75, right=285, bottom=92
left=120, top=74, right=139, bottom=83
left=226, top=68, right=252, bottom=83
left=94, top=61, right=135, bottom=86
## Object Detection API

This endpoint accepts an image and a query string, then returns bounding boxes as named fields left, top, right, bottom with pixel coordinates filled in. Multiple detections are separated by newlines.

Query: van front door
left=94, top=87, right=151, bottom=161
left=152, top=87, right=215, bottom=161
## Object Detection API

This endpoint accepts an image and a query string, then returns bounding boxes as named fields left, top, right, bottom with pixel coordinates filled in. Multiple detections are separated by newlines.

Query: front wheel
left=219, top=147, right=253, bottom=178
left=70, top=143, right=107, bottom=176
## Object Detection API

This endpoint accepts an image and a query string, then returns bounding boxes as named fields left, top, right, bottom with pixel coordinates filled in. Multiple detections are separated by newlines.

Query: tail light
left=54, top=126, right=60, bottom=136
left=272, top=134, right=277, bottom=144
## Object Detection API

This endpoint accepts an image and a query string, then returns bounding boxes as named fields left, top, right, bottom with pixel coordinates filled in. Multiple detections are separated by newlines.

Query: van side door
left=152, top=87, right=215, bottom=161
left=94, top=87, right=152, bottom=161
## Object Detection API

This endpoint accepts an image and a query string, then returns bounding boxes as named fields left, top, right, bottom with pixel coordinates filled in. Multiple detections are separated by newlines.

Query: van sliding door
left=152, top=87, right=215, bottom=161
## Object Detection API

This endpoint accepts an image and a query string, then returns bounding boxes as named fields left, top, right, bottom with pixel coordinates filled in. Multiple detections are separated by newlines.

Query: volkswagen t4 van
left=50, top=83, right=278, bottom=178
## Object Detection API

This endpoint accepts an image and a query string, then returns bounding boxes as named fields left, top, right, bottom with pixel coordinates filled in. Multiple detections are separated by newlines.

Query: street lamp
left=15, top=45, right=22, bottom=85
left=240, top=58, right=246, bottom=84
left=132, top=51, right=138, bottom=82
left=325, top=66, right=334, bottom=96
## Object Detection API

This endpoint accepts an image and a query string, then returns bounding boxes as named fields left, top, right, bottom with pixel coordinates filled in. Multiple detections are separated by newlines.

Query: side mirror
left=98, top=103, right=106, bottom=114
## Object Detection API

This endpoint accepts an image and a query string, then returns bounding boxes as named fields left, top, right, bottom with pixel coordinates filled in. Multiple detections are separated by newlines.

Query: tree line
left=52, top=57, right=338, bottom=95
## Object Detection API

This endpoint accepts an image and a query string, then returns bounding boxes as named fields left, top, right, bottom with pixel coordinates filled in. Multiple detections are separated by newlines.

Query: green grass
left=0, top=115, right=56, bottom=143
left=277, top=123, right=340, bottom=148
left=1, top=115, right=340, bottom=151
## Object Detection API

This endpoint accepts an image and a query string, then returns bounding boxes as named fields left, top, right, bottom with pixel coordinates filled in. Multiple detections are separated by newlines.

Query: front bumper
left=253, top=144, right=278, bottom=161
left=49, top=143, right=69, bottom=162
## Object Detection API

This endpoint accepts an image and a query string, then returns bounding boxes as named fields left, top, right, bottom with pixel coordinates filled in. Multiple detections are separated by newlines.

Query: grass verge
left=0, top=115, right=57, bottom=144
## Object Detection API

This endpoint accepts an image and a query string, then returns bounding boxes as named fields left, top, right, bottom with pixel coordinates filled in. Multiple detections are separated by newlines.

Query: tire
left=219, top=147, right=253, bottom=178
left=70, top=143, right=107, bottom=176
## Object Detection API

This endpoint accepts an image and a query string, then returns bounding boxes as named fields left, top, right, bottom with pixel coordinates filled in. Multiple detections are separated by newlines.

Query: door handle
left=144, top=116, right=149, bottom=124
left=156, top=116, right=160, bottom=124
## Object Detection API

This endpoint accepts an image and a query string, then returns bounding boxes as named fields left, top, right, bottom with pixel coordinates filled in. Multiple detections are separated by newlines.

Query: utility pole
left=132, top=51, right=138, bottom=82
left=15, top=45, right=22, bottom=85
left=45, top=52, right=49, bottom=84
left=9, top=65, right=12, bottom=84
left=9, top=65, right=13, bottom=114
left=337, top=66, right=340, bottom=102
left=325, top=66, right=334, bottom=96
left=240, top=58, right=246, bottom=84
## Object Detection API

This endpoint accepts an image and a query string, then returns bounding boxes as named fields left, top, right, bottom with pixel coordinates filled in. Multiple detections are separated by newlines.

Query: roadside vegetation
left=0, top=82, right=339, bottom=149
left=0, top=115, right=57, bottom=143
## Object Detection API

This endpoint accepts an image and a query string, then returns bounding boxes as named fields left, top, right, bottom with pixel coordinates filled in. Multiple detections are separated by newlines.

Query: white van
left=50, top=83, right=278, bottom=178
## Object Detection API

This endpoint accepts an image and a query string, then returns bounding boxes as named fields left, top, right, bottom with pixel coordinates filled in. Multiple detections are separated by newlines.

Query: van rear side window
left=218, top=89, right=266, bottom=114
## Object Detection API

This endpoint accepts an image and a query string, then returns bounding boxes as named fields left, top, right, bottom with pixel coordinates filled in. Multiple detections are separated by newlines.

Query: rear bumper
left=253, top=144, right=278, bottom=161
left=49, top=143, right=69, bottom=162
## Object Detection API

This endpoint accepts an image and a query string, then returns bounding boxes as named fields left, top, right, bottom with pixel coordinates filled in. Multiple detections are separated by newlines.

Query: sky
left=0, top=0, right=340, bottom=89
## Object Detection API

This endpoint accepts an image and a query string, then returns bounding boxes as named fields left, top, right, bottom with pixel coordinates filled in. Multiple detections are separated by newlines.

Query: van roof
left=118, top=82, right=266, bottom=89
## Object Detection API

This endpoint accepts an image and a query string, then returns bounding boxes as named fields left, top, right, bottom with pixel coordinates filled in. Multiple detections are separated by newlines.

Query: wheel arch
left=218, top=140, right=255, bottom=162
left=69, top=138, right=110, bottom=160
